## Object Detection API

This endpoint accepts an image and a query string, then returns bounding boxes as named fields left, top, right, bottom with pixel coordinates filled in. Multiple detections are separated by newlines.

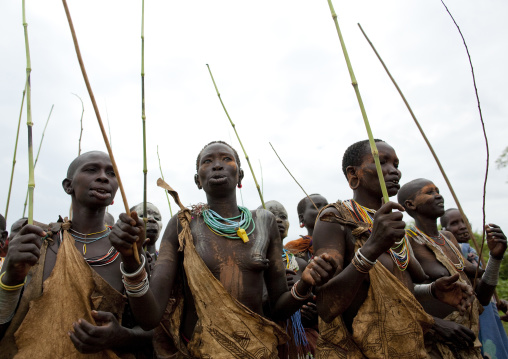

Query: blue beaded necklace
left=202, top=206, right=255, bottom=243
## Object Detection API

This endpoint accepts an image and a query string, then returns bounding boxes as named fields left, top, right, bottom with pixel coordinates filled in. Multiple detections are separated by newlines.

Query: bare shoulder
left=441, top=230, right=462, bottom=250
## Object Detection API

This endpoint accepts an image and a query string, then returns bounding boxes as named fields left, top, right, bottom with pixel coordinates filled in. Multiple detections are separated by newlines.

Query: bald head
left=67, top=151, right=111, bottom=179
left=398, top=178, right=432, bottom=211
left=259, top=200, right=289, bottom=240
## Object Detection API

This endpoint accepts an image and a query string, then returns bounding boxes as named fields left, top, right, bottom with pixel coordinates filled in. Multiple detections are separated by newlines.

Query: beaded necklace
left=202, top=206, right=255, bottom=243
left=406, top=226, right=464, bottom=271
left=343, top=199, right=410, bottom=271
left=70, top=228, right=111, bottom=255
left=84, top=246, right=120, bottom=267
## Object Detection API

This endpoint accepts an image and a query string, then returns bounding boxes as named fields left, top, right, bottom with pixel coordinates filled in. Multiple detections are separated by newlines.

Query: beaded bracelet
left=351, top=250, right=375, bottom=274
left=290, top=280, right=313, bottom=301
left=0, top=272, right=26, bottom=292
left=123, top=271, right=149, bottom=297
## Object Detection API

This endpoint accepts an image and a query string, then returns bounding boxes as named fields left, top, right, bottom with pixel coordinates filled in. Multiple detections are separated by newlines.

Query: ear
left=62, top=178, right=73, bottom=195
left=404, top=199, right=416, bottom=212
left=298, top=213, right=304, bottom=224
left=238, top=168, right=244, bottom=186
left=194, top=174, right=202, bottom=190
left=346, top=166, right=358, bottom=182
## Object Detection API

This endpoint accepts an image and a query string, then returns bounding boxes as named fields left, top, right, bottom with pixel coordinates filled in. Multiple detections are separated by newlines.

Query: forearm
left=115, top=326, right=153, bottom=351
left=271, top=280, right=312, bottom=321
left=477, top=254, right=501, bottom=305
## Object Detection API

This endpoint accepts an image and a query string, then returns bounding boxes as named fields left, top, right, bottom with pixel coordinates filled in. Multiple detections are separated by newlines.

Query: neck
left=205, top=192, right=240, bottom=218
left=414, top=216, right=440, bottom=237
left=71, top=200, right=107, bottom=234
left=306, top=226, right=314, bottom=237
left=352, top=191, right=383, bottom=211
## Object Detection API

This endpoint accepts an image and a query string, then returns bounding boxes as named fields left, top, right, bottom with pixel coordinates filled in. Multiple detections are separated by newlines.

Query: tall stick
left=157, top=146, right=173, bottom=217
left=23, top=0, right=35, bottom=225
left=72, top=93, right=84, bottom=156
left=5, top=85, right=27, bottom=222
left=22, top=105, right=53, bottom=217
left=259, top=159, right=264, bottom=197
left=440, top=0, right=489, bottom=291
left=206, top=64, right=266, bottom=208
left=141, top=0, right=148, bottom=230
left=62, top=0, right=139, bottom=263
left=357, top=23, right=484, bottom=265
left=269, top=142, right=318, bottom=211
left=326, top=0, right=389, bottom=204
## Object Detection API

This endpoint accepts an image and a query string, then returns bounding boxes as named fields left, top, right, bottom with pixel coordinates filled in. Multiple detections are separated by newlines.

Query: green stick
left=62, top=0, right=140, bottom=264
left=157, top=145, right=173, bottom=217
left=206, top=64, right=266, bottom=208
left=357, top=23, right=484, bottom=263
left=326, top=0, right=389, bottom=204
left=72, top=93, right=84, bottom=156
left=23, top=104, right=53, bottom=217
left=23, top=0, right=35, bottom=225
left=259, top=159, right=264, bottom=197
left=269, top=142, right=318, bottom=211
left=5, top=85, right=27, bottom=222
left=141, top=0, right=148, bottom=229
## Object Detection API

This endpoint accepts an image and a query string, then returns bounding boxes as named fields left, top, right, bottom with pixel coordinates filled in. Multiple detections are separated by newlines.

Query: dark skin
left=404, top=180, right=505, bottom=309
left=130, top=202, right=163, bottom=255
left=0, top=152, right=151, bottom=352
left=403, top=179, right=507, bottom=348
left=313, top=142, right=473, bottom=333
left=110, top=143, right=336, bottom=338
left=299, top=195, right=328, bottom=237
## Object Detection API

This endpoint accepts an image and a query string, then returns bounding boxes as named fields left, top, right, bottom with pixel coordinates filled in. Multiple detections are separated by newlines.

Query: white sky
left=1, top=1, right=507, bottom=245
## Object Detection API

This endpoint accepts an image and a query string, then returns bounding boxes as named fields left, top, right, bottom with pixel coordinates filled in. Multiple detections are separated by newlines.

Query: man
left=285, top=194, right=328, bottom=262
left=441, top=208, right=508, bottom=358
left=111, top=141, right=337, bottom=358
left=399, top=178, right=507, bottom=358
left=313, top=139, right=473, bottom=358
left=130, top=202, right=163, bottom=258
left=0, top=151, right=151, bottom=358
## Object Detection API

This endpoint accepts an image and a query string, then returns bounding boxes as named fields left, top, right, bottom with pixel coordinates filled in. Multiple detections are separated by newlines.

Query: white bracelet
left=120, top=254, right=146, bottom=278
left=414, top=283, right=434, bottom=301
left=482, top=254, right=502, bottom=286
left=357, top=248, right=377, bottom=266
left=0, top=287, right=22, bottom=324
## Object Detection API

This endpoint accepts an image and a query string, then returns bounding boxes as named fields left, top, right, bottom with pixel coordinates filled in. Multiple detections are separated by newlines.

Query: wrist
left=1, top=271, right=26, bottom=287
left=359, top=243, right=380, bottom=262
left=490, top=252, right=504, bottom=261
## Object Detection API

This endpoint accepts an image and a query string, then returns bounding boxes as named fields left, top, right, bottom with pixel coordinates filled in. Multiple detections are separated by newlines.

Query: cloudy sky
left=1, top=0, right=507, bottom=246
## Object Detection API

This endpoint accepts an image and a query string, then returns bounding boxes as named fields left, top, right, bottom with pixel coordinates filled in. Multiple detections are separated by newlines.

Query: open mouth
left=90, top=188, right=111, bottom=200
left=385, top=178, right=400, bottom=188
left=209, top=175, right=228, bottom=185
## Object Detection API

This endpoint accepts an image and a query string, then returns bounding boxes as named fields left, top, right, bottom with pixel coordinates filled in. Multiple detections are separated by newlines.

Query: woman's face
left=196, top=143, right=241, bottom=195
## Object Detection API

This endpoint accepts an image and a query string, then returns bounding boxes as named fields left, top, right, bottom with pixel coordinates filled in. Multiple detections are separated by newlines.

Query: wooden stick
left=23, top=0, right=35, bottom=225
left=269, top=142, right=318, bottom=211
left=141, top=0, right=148, bottom=230
left=62, top=0, right=139, bottom=263
left=259, top=159, right=264, bottom=197
left=326, top=0, right=389, bottom=204
left=206, top=64, right=266, bottom=208
left=5, top=85, right=27, bottom=222
left=72, top=93, right=84, bottom=156
left=157, top=145, right=173, bottom=217
left=23, top=104, right=53, bottom=218
left=357, top=23, right=484, bottom=265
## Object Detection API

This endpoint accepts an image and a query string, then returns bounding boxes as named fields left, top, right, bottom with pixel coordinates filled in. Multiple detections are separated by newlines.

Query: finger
left=13, top=252, right=40, bottom=266
left=72, top=321, right=95, bottom=345
left=68, top=331, right=95, bottom=354
left=119, top=212, right=136, bottom=226
left=500, top=314, right=508, bottom=322
left=115, top=220, right=141, bottom=237
left=386, top=211, right=404, bottom=222
left=18, top=225, right=46, bottom=238
left=285, top=269, right=297, bottom=276
left=460, top=327, right=476, bottom=344
left=309, top=267, right=322, bottom=285
left=17, top=233, right=44, bottom=249
left=130, top=211, right=145, bottom=228
left=319, top=253, right=338, bottom=269
left=91, top=310, right=114, bottom=323
left=487, top=223, right=500, bottom=229
left=312, top=256, right=333, bottom=273
left=377, top=201, right=405, bottom=215
left=309, top=262, right=330, bottom=280
left=439, top=273, right=460, bottom=287
left=76, top=318, right=101, bottom=338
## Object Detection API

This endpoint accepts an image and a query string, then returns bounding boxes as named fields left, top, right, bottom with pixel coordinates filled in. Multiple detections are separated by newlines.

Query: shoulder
left=252, top=208, right=276, bottom=223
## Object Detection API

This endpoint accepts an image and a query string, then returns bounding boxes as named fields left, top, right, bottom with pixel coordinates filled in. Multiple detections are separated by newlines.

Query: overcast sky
left=1, top=1, right=507, bottom=246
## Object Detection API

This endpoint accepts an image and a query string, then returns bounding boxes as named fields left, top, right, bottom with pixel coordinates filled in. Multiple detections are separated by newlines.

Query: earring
left=348, top=177, right=360, bottom=190
left=111, top=200, right=114, bottom=205
left=238, top=184, right=242, bottom=189
left=300, top=222, right=305, bottom=228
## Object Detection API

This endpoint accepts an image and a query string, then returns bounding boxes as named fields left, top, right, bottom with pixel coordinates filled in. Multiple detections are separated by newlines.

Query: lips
left=385, top=178, right=400, bottom=189
left=90, top=187, right=111, bottom=200
left=209, top=175, right=228, bottom=185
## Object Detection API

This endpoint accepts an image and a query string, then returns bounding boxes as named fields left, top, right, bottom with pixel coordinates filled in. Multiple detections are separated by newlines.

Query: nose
left=96, top=169, right=109, bottom=183
left=212, top=160, right=223, bottom=171
left=276, top=218, right=282, bottom=223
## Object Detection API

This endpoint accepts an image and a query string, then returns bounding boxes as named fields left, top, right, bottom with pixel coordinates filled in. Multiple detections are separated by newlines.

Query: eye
left=280, top=215, right=287, bottom=220
left=155, top=217, right=161, bottom=221
left=203, top=159, right=212, bottom=164
left=224, top=156, right=233, bottom=161
left=84, top=167, right=97, bottom=172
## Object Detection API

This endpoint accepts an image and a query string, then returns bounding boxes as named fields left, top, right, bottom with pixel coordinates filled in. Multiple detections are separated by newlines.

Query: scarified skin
left=220, top=256, right=242, bottom=299
left=250, top=210, right=271, bottom=269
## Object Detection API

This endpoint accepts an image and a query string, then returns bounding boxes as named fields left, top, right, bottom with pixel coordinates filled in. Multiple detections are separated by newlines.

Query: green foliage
left=496, top=146, right=508, bottom=169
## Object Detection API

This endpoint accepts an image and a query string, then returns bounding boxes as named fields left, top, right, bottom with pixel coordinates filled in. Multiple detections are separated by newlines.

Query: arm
left=109, top=212, right=181, bottom=330
left=314, top=202, right=406, bottom=323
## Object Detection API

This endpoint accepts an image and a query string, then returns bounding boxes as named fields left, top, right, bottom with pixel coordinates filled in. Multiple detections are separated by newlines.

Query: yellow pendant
left=236, top=228, right=249, bottom=243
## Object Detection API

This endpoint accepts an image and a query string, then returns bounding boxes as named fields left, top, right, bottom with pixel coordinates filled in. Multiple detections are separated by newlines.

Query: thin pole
left=141, top=0, right=148, bottom=231
left=259, top=159, right=264, bottom=197
left=72, top=93, right=84, bottom=156
left=23, top=0, right=35, bottom=225
left=206, top=64, right=266, bottom=208
left=5, top=85, right=27, bottom=222
left=269, top=142, right=318, bottom=211
left=157, top=145, right=173, bottom=217
left=62, top=0, right=139, bottom=263
left=23, top=104, right=53, bottom=217
left=326, top=0, right=389, bottom=204
left=357, top=23, right=484, bottom=265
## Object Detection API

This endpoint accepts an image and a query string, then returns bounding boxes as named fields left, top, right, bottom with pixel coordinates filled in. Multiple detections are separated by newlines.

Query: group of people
left=0, top=139, right=506, bottom=358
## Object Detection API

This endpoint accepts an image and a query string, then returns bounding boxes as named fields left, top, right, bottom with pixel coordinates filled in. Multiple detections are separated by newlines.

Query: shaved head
left=398, top=178, right=432, bottom=210
left=67, top=151, right=111, bottom=178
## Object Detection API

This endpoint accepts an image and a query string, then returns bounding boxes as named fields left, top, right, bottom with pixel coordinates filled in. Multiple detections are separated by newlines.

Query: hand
left=362, top=202, right=406, bottom=261
left=301, top=300, right=318, bottom=324
left=433, top=317, right=476, bottom=348
left=300, top=253, right=337, bottom=287
left=486, top=224, right=507, bottom=260
left=2, top=225, right=46, bottom=286
left=109, top=212, right=145, bottom=271
left=285, top=269, right=297, bottom=289
left=497, top=299, right=508, bottom=322
left=433, top=274, right=474, bottom=315
left=69, top=310, right=128, bottom=354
